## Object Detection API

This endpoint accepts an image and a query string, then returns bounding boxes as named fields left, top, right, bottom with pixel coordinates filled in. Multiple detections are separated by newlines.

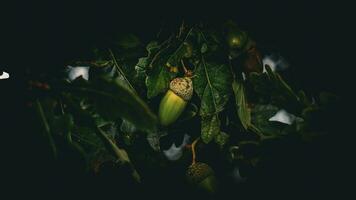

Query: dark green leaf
left=214, top=131, right=229, bottom=148
left=134, top=58, right=148, bottom=83
left=193, top=58, right=232, bottom=116
left=146, top=41, right=160, bottom=54
left=197, top=30, right=222, bottom=56
left=178, top=103, right=198, bottom=122
left=298, top=90, right=311, bottom=106
left=265, top=65, right=299, bottom=101
left=120, top=119, right=137, bottom=145
left=143, top=40, right=177, bottom=98
left=201, top=43, right=208, bottom=53
left=51, top=114, right=74, bottom=142
left=95, top=127, right=141, bottom=183
left=145, top=63, right=171, bottom=98
left=248, top=68, right=302, bottom=112
left=71, top=124, right=121, bottom=171
left=232, top=80, right=251, bottom=130
left=120, top=119, right=137, bottom=134
left=146, top=131, right=168, bottom=151
left=66, top=76, right=157, bottom=132
left=134, top=41, right=160, bottom=75
left=115, top=34, right=141, bottom=49
left=201, top=115, right=220, bottom=143
left=166, top=43, right=188, bottom=67
left=35, top=100, right=57, bottom=158
left=251, top=104, right=283, bottom=136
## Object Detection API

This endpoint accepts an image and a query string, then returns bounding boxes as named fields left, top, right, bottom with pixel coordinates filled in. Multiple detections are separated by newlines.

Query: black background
left=0, top=1, right=352, bottom=199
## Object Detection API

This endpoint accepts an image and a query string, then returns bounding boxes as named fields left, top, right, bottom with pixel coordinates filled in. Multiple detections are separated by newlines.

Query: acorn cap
left=186, top=162, right=214, bottom=184
left=169, top=77, right=193, bottom=101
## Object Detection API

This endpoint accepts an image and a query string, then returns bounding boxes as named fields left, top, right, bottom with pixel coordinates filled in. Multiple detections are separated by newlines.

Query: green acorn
left=224, top=22, right=248, bottom=49
left=227, top=28, right=248, bottom=49
left=159, top=77, right=193, bottom=126
left=186, top=162, right=217, bottom=193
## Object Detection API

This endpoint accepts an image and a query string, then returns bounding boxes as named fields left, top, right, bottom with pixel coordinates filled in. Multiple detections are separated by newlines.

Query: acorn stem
left=181, top=59, right=188, bottom=74
left=191, top=138, right=200, bottom=165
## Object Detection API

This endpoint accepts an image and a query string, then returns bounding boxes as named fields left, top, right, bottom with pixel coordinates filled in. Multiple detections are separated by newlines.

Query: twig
left=177, top=20, right=185, bottom=38
left=35, top=100, right=57, bottom=158
left=198, top=29, right=209, bottom=43
left=181, top=59, right=188, bottom=74
left=95, top=126, right=141, bottom=183
left=72, top=134, right=102, bottom=148
left=191, top=137, right=200, bottom=165
left=108, top=49, right=137, bottom=95
left=156, top=21, right=166, bottom=38
left=169, top=27, right=195, bottom=59
left=228, top=59, right=236, bottom=80
left=148, top=37, right=172, bottom=68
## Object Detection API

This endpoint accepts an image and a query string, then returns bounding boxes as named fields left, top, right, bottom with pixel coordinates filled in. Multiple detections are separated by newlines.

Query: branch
left=108, top=49, right=137, bottom=95
left=35, top=100, right=57, bottom=158
left=95, top=126, right=141, bottom=183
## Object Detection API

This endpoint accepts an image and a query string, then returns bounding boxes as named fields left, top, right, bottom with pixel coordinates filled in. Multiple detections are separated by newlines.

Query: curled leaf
left=232, top=80, right=251, bottom=130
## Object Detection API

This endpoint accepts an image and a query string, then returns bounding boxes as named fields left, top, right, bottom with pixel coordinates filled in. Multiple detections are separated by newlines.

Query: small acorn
left=224, top=21, right=248, bottom=50
left=186, top=162, right=217, bottom=193
left=227, top=28, right=248, bottom=49
left=159, top=77, right=193, bottom=126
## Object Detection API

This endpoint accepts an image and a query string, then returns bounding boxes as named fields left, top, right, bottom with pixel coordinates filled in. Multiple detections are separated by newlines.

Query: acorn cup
left=158, top=77, right=193, bottom=126
left=186, top=162, right=218, bottom=193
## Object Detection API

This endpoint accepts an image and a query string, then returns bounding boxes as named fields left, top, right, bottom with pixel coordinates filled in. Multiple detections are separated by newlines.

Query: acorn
left=224, top=21, right=248, bottom=50
left=186, top=162, right=217, bottom=193
left=227, top=28, right=248, bottom=49
left=158, top=77, right=193, bottom=126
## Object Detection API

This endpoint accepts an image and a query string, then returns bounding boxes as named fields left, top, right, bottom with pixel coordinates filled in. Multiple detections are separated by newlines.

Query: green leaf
left=232, top=80, right=251, bottom=130
left=146, top=41, right=161, bottom=54
left=251, top=104, right=282, bottom=136
left=201, top=115, right=220, bottom=143
left=120, top=119, right=137, bottom=134
left=146, top=131, right=168, bottom=151
left=193, top=58, right=232, bottom=116
left=214, top=131, right=229, bottom=148
left=51, top=114, right=74, bottom=142
left=142, top=40, right=177, bottom=98
left=166, top=42, right=189, bottom=67
left=120, top=119, right=137, bottom=146
left=248, top=68, right=302, bottom=112
left=135, top=57, right=148, bottom=83
left=95, top=127, right=141, bottom=183
left=178, top=103, right=198, bottom=122
left=298, top=90, right=311, bottom=106
left=197, top=30, right=222, bottom=56
left=66, top=76, right=157, bottom=132
left=193, top=57, right=231, bottom=143
left=201, top=43, right=208, bottom=53
left=265, top=65, right=299, bottom=102
left=35, top=100, right=57, bottom=158
left=145, top=63, right=171, bottom=98
left=166, top=27, right=196, bottom=66
left=114, top=34, right=141, bottom=49
left=135, top=41, right=160, bottom=74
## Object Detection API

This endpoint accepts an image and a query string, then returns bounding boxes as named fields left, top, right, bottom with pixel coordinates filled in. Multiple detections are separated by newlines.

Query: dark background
left=0, top=1, right=352, bottom=199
